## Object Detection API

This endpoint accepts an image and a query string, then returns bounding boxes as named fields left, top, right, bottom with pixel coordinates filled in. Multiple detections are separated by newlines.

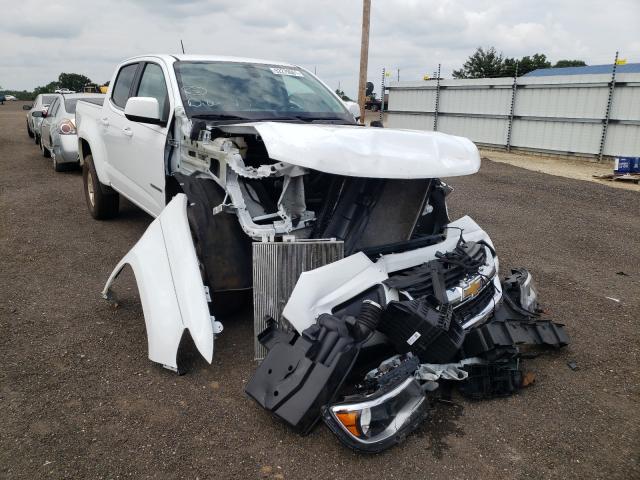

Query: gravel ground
left=1, top=101, right=638, bottom=479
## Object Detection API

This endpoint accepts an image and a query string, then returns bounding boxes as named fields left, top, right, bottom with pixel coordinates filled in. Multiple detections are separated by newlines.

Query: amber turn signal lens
left=335, top=411, right=360, bottom=437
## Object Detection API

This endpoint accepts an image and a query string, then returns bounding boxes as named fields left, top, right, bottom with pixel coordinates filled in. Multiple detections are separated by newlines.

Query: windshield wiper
left=190, top=113, right=250, bottom=121
left=274, top=115, right=353, bottom=124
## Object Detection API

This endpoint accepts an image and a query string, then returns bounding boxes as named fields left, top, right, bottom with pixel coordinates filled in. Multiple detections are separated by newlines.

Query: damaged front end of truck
left=103, top=113, right=568, bottom=452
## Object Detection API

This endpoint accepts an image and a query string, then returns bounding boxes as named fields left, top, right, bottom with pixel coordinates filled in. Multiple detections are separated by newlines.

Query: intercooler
left=252, top=240, right=344, bottom=360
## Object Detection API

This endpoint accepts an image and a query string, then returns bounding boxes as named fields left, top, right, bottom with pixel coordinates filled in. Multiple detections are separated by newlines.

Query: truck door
left=105, top=61, right=170, bottom=217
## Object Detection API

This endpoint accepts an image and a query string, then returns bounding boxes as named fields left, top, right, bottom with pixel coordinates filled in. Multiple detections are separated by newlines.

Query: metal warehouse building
left=385, top=64, right=640, bottom=158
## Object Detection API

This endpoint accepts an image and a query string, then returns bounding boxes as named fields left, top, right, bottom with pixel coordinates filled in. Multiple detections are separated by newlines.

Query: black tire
left=41, top=138, right=51, bottom=158
left=53, top=155, right=66, bottom=172
left=27, top=121, right=34, bottom=138
left=176, top=174, right=253, bottom=317
left=209, top=290, right=251, bottom=317
left=82, top=154, right=119, bottom=219
left=34, top=133, right=40, bottom=145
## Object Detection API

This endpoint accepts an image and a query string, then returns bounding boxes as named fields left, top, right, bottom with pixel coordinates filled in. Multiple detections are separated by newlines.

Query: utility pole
left=380, top=67, right=386, bottom=122
left=433, top=64, right=441, bottom=131
left=357, top=0, right=371, bottom=123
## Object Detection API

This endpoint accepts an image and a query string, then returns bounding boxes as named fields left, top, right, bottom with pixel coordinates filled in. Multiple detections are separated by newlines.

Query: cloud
left=0, top=0, right=638, bottom=96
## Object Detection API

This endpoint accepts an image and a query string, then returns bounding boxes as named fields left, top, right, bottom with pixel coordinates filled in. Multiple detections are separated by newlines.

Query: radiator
left=252, top=240, right=344, bottom=360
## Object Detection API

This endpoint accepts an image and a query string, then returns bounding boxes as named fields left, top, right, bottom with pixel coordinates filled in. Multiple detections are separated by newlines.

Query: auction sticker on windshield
left=270, top=67, right=304, bottom=77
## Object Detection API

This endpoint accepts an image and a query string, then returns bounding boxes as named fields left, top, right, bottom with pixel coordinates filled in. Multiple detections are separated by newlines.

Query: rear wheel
left=52, top=154, right=66, bottom=172
left=82, top=154, right=119, bottom=219
left=41, top=138, right=51, bottom=158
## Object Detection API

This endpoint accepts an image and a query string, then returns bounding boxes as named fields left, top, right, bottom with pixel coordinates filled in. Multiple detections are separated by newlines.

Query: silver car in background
left=25, top=94, right=57, bottom=143
left=40, top=93, right=105, bottom=171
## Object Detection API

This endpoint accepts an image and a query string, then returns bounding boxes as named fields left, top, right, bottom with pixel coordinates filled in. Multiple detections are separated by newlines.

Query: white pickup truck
left=75, top=54, right=523, bottom=378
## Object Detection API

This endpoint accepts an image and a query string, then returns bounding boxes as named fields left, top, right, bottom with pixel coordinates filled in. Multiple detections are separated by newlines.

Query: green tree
left=453, top=47, right=505, bottom=79
left=553, top=59, right=587, bottom=68
left=2, top=89, right=35, bottom=100
left=33, top=81, right=61, bottom=96
left=502, top=53, right=552, bottom=77
left=58, top=72, right=92, bottom=92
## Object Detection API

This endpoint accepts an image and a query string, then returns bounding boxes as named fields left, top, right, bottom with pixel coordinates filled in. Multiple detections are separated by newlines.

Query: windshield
left=65, top=96, right=104, bottom=114
left=173, top=61, right=353, bottom=123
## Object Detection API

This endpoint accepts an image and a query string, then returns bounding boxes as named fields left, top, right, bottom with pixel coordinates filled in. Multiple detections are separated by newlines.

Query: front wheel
left=27, top=121, right=34, bottom=138
left=82, top=154, right=119, bottom=219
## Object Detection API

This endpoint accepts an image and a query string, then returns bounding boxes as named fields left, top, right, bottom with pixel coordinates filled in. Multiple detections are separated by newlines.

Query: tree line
left=452, top=47, right=586, bottom=79
left=1, top=73, right=96, bottom=100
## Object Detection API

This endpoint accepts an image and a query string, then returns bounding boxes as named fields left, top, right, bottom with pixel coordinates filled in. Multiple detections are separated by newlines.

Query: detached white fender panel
left=102, top=194, right=215, bottom=369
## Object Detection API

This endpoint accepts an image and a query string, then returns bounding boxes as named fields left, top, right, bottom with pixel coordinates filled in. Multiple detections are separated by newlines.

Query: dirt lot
left=1, top=100, right=638, bottom=479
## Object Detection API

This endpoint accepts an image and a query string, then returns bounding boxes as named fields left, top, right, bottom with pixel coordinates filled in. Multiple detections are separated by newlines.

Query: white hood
left=248, top=122, right=481, bottom=179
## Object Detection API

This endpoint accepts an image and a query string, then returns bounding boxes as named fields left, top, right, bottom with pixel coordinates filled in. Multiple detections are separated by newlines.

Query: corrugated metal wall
left=386, top=73, right=640, bottom=157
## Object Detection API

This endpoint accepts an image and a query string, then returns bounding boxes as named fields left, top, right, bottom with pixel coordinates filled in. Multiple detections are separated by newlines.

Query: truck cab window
left=136, top=63, right=169, bottom=121
left=112, top=63, right=139, bottom=109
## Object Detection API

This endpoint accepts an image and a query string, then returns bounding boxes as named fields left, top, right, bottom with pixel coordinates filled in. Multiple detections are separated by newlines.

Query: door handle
left=100, top=117, right=109, bottom=126
left=122, top=127, right=133, bottom=137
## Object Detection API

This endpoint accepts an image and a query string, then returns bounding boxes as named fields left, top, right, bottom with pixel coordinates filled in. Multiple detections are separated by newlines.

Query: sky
left=1, top=0, right=638, bottom=96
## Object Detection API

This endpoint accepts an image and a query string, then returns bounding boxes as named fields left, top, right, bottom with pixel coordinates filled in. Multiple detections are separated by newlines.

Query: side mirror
left=124, top=97, right=164, bottom=125
left=344, top=101, right=361, bottom=121
left=23, top=104, right=33, bottom=110
left=31, top=111, right=43, bottom=118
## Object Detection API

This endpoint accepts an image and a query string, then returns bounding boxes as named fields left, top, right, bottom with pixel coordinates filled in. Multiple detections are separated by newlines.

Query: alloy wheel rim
left=87, top=171, right=95, bottom=206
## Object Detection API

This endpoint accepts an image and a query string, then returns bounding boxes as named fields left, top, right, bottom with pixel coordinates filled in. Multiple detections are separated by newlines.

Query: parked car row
left=24, top=92, right=104, bottom=171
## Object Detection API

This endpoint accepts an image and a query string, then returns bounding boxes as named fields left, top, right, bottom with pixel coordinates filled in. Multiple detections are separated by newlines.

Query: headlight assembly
left=503, top=268, right=539, bottom=314
left=322, top=377, right=428, bottom=453
left=519, top=271, right=538, bottom=312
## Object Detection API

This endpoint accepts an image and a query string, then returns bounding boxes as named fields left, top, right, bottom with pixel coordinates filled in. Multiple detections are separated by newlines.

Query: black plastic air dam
left=245, top=315, right=360, bottom=434
left=246, top=303, right=383, bottom=434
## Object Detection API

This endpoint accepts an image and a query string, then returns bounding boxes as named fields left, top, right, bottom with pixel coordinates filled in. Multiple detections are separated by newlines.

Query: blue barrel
left=614, top=157, right=633, bottom=174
